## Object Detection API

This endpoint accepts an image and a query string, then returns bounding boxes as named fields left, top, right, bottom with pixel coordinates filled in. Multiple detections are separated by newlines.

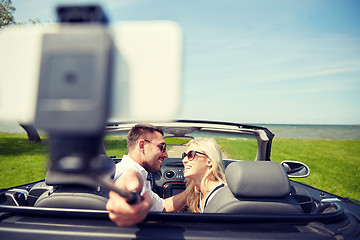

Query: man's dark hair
left=127, top=124, right=164, bottom=151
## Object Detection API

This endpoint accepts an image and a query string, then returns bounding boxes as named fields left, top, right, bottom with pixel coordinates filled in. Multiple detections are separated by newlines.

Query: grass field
left=0, top=132, right=49, bottom=188
left=217, top=137, right=360, bottom=200
left=1, top=132, right=359, bottom=200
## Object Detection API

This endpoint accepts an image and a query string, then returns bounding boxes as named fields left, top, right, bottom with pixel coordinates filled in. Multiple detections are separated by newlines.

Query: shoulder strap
left=204, top=183, right=225, bottom=208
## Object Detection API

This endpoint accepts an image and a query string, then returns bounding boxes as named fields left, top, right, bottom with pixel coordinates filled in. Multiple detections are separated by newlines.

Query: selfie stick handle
left=96, top=177, right=140, bottom=204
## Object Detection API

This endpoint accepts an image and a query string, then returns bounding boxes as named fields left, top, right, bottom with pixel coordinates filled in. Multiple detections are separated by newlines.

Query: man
left=106, top=124, right=186, bottom=227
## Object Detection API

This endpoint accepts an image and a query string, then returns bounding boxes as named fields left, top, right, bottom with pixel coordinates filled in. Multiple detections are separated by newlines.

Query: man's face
left=141, top=132, right=168, bottom=172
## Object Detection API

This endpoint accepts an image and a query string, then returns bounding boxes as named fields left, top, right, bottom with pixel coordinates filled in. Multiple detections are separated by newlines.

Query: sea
left=1, top=121, right=360, bottom=139
left=260, top=124, right=360, bottom=139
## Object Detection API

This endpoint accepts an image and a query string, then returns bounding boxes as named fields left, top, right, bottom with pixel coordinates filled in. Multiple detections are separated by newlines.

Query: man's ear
left=138, top=139, right=145, bottom=153
left=139, top=139, right=144, bottom=148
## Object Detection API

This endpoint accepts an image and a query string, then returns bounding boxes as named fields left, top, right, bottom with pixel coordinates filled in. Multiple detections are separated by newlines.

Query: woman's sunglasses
left=182, top=150, right=208, bottom=161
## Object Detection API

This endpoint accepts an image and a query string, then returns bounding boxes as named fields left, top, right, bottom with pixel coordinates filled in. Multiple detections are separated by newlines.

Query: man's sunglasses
left=144, top=140, right=167, bottom=153
left=182, top=150, right=208, bottom=161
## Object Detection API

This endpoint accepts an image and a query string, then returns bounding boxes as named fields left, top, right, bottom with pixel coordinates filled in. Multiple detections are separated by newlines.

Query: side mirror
left=281, top=160, right=310, bottom=178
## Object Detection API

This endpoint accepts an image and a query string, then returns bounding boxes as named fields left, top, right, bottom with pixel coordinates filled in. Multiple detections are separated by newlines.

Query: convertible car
left=1, top=120, right=360, bottom=239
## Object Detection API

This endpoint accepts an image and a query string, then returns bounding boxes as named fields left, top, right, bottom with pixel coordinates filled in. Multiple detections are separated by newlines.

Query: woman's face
left=182, top=143, right=212, bottom=181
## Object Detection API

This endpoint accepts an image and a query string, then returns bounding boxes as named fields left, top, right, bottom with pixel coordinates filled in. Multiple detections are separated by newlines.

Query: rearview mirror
left=281, top=160, right=310, bottom=178
left=165, top=136, right=193, bottom=146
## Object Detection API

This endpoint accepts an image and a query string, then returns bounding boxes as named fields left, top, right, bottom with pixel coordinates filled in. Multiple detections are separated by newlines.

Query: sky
left=10, top=0, right=360, bottom=125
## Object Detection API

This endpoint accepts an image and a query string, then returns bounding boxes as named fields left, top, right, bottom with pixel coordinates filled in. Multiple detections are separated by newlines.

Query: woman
left=182, top=138, right=226, bottom=213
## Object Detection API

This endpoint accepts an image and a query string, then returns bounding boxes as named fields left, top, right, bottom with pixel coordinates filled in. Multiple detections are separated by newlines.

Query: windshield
left=104, top=129, right=258, bottom=160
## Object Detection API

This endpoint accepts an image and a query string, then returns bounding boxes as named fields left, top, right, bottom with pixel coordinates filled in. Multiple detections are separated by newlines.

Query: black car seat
left=34, top=154, right=115, bottom=210
left=204, top=161, right=304, bottom=214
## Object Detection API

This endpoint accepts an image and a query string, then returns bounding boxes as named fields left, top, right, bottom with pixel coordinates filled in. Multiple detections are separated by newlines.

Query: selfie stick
left=35, top=5, right=139, bottom=204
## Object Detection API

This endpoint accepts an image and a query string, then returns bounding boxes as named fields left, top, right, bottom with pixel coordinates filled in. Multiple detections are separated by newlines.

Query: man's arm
left=106, top=169, right=152, bottom=227
left=163, top=191, right=187, bottom=212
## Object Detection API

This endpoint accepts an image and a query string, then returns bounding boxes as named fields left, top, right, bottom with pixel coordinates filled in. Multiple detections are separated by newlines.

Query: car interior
left=0, top=122, right=343, bottom=221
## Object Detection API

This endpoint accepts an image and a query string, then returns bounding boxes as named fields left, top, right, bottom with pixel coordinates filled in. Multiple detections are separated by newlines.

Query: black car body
left=1, top=120, right=360, bottom=240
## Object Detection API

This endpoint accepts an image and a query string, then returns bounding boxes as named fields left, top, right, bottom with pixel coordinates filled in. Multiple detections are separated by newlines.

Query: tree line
left=0, top=0, right=15, bottom=28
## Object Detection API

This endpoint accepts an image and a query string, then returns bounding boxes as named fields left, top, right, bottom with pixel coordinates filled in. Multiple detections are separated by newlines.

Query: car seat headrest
left=226, top=161, right=290, bottom=198
left=45, top=154, right=115, bottom=186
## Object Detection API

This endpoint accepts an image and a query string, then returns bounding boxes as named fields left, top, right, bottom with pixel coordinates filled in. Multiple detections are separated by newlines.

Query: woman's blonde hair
left=183, top=138, right=226, bottom=213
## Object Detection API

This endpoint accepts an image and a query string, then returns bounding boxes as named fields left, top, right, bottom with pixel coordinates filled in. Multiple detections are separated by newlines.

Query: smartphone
left=0, top=21, right=182, bottom=126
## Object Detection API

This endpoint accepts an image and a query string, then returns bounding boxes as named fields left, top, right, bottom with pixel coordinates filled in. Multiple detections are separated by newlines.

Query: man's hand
left=106, top=169, right=152, bottom=227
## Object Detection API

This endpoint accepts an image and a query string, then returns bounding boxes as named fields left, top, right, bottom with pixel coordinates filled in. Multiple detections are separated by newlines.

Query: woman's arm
left=163, top=191, right=187, bottom=212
